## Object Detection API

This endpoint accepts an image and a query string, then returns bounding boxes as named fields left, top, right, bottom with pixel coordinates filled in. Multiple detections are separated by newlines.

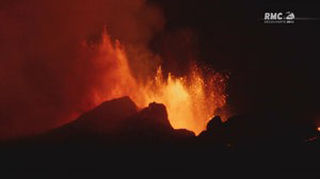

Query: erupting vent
left=86, top=30, right=227, bottom=135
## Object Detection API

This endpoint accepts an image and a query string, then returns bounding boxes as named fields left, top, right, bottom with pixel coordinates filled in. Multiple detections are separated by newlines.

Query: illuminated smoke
left=0, top=0, right=227, bottom=139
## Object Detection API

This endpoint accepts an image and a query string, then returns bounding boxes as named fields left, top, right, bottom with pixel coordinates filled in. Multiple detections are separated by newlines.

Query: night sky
left=152, top=0, right=320, bottom=118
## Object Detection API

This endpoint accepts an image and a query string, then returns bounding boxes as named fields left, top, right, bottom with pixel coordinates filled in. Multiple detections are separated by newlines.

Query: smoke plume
left=0, top=0, right=164, bottom=140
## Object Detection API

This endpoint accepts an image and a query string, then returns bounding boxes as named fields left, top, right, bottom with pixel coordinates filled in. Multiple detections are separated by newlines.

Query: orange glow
left=87, top=30, right=227, bottom=135
left=317, top=127, right=320, bottom=132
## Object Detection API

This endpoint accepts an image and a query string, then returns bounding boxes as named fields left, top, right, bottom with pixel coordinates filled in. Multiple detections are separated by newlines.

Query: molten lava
left=87, top=30, right=227, bottom=135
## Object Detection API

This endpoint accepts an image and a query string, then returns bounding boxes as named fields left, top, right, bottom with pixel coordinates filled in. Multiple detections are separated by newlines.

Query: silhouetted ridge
left=198, top=113, right=319, bottom=150
left=73, top=96, right=138, bottom=134
left=119, top=102, right=195, bottom=143
left=35, top=96, right=138, bottom=142
left=32, top=97, right=194, bottom=143
left=2, top=98, right=320, bottom=170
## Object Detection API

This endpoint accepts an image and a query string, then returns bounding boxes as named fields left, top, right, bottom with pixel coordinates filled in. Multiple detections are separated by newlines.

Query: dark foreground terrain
left=1, top=97, right=320, bottom=172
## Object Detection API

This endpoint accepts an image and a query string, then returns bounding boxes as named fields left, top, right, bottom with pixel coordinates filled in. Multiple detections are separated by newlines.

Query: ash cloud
left=0, top=0, right=164, bottom=140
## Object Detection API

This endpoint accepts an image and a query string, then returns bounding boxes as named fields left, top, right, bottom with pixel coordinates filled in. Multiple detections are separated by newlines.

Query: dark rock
left=222, top=113, right=319, bottom=149
left=206, top=116, right=223, bottom=131
left=173, top=129, right=195, bottom=139
left=121, top=102, right=195, bottom=143
left=198, top=116, right=226, bottom=146
left=30, top=98, right=195, bottom=144
left=138, top=102, right=172, bottom=131
left=34, top=96, right=138, bottom=142
left=72, top=96, right=138, bottom=134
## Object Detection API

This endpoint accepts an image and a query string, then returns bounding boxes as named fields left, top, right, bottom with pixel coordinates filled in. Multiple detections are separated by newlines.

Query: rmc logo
left=264, top=11, right=295, bottom=24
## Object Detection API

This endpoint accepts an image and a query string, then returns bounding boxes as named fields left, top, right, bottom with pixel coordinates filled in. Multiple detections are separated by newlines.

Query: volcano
left=27, top=96, right=195, bottom=144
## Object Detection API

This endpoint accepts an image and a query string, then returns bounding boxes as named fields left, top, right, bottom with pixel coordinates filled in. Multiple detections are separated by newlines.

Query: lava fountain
left=86, top=29, right=227, bottom=135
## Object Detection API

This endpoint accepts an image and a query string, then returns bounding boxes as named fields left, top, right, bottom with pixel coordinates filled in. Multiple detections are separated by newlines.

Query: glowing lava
left=87, top=30, right=227, bottom=135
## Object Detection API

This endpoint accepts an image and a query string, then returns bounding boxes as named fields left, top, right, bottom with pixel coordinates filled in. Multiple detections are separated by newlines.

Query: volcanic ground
left=1, top=97, right=320, bottom=170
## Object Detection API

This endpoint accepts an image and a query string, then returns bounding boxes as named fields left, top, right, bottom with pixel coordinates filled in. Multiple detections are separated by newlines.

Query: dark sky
left=152, top=0, right=320, bottom=118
